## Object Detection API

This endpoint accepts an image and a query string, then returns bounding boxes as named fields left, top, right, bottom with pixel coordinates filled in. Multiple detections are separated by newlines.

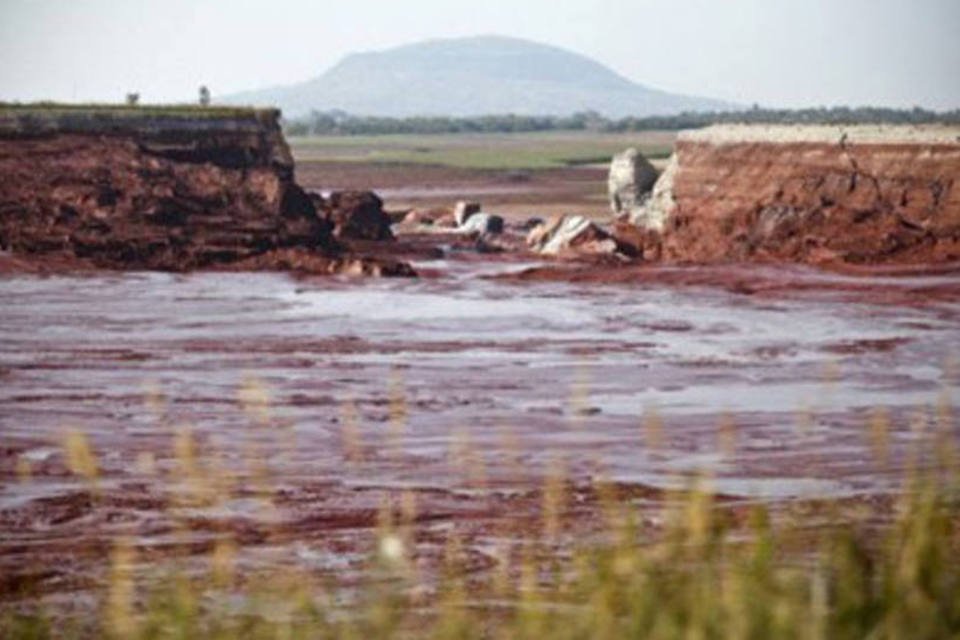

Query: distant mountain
left=223, top=36, right=736, bottom=118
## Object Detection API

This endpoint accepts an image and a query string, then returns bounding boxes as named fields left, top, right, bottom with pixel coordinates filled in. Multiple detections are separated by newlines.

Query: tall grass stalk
left=3, top=377, right=959, bottom=640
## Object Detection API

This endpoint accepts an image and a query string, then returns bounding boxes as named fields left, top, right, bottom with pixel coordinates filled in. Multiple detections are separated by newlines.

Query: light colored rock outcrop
left=402, top=207, right=455, bottom=227
left=527, top=215, right=618, bottom=256
left=628, top=153, right=678, bottom=232
left=458, top=212, right=504, bottom=235
left=453, top=201, right=481, bottom=226
left=608, top=148, right=659, bottom=218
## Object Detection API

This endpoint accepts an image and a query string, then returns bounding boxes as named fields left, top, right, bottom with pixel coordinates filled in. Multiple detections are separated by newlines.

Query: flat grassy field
left=288, top=130, right=677, bottom=170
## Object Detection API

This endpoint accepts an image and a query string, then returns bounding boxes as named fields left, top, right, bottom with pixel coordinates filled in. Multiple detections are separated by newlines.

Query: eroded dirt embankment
left=642, top=125, right=960, bottom=265
left=0, top=108, right=413, bottom=274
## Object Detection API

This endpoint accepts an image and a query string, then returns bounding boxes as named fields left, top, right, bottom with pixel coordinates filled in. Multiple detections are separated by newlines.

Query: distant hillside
left=223, top=36, right=736, bottom=118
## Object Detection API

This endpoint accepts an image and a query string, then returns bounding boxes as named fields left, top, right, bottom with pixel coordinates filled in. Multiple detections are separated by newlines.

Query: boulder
left=526, top=215, right=619, bottom=256
left=458, top=212, right=504, bottom=235
left=228, top=248, right=416, bottom=277
left=628, top=153, right=677, bottom=232
left=401, top=206, right=456, bottom=227
left=520, top=216, right=545, bottom=231
left=278, top=184, right=335, bottom=249
left=608, top=148, right=659, bottom=219
left=307, top=191, right=326, bottom=212
left=325, top=191, right=394, bottom=241
left=453, top=201, right=482, bottom=226
left=402, top=209, right=430, bottom=225
left=386, top=209, right=411, bottom=224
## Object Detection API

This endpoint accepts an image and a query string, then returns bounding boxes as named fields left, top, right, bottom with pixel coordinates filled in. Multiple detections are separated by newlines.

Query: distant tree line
left=283, top=106, right=960, bottom=136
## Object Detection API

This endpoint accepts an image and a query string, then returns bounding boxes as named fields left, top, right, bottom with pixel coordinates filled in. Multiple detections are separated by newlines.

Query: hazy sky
left=2, top=0, right=958, bottom=109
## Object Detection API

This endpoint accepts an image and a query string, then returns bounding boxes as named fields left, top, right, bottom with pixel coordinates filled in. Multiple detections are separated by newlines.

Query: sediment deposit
left=637, top=125, right=960, bottom=264
left=2, top=263, right=958, bottom=607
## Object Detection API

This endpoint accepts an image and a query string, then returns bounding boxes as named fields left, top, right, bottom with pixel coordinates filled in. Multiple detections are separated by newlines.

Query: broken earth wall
left=0, top=107, right=332, bottom=270
left=642, top=125, right=960, bottom=264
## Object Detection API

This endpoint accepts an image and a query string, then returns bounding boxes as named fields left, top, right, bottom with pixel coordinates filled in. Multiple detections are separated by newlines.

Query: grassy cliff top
left=0, top=102, right=276, bottom=119
left=0, top=102, right=284, bottom=138
left=681, top=123, right=960, bottom=145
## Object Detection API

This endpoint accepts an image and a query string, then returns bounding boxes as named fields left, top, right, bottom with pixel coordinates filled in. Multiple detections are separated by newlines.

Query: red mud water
left=1, top=258, right=958, bottom=612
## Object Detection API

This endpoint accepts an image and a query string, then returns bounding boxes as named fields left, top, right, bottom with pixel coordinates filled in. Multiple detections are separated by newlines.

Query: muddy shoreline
left=2, top=256, right=958, bottom=611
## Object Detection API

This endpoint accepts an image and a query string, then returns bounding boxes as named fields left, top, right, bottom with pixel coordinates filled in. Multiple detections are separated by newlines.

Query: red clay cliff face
left=644, top=126, right=960, bottom=264
left=0, top=110, right=338, bottom=270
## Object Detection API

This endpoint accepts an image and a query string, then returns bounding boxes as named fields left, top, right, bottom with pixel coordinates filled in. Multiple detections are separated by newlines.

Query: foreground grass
left=3, top=381, right=958, bottom=639
left=5, top=469, right=957, bottom=639
left=288, top=130, right=676, bottom=170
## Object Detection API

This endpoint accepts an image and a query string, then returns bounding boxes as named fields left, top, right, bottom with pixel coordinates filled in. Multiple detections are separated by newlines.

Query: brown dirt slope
left=655, top=125, right=960, bottom=264
left=0, top=110, right=335, bottom=270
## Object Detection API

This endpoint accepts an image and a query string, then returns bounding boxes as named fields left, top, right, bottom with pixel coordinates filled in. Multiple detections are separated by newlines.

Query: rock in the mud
left=307, top=190, right=326, bottom=212
left=227, top=248, right=416, bottom=277
left=280, top=184, right=334, bottom=245
left=453, top=201, right=482, bottom=226
left=401, top=206, right=456, bottom=228
left=608, top=148, right=659, bottom=218
left=325, top=191, right=394, bottom=241
left=527, top=215, right=619, bottom=256
left=628, top=153, right=677, bottom=233
left=386, top=209, right=411, bottom=225
left=332, top=256, right=418, bottom=277
left=402, top=209, right=429, bottom=226
left=458, top=212, right=504, bottom=235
